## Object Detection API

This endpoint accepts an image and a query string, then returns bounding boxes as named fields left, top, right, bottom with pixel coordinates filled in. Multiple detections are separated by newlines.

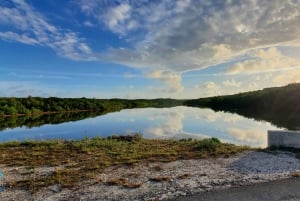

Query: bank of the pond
left=1, top=109, right=98, bottom=117
left=0, top=136, right=299, bottom=201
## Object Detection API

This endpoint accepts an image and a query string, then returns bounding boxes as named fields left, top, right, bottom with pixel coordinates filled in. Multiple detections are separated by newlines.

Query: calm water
left=0, top=106, right=282, bottom=147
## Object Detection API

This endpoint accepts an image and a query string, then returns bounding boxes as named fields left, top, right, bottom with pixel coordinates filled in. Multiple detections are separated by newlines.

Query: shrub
left=196, top=137, right=221, bottom=152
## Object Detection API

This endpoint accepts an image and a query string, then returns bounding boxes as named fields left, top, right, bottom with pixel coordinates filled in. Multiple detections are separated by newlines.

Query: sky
left=1, top=0, right=300, bottom=99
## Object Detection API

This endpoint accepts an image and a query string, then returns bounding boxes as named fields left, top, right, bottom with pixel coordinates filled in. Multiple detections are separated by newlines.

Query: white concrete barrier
left=268, top=130, right=300, bottom=149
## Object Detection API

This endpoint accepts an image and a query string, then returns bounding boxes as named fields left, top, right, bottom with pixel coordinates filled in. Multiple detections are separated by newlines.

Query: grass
left=0, top=134, right=250, bottom=191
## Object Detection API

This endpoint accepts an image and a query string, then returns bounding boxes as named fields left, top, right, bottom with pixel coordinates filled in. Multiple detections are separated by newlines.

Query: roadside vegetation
left=0, top=135, right=249, bottom=191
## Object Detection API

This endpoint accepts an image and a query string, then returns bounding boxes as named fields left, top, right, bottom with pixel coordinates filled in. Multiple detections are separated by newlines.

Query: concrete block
left=268, top=130, right=300, bottom=149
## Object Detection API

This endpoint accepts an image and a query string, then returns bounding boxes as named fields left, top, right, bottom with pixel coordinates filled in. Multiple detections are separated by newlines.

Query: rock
left=48, top=184, right=62, bottom=193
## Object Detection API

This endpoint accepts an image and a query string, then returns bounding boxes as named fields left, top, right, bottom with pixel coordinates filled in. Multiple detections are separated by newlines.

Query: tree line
left=1, top=84, right=299, bottom=130
left=183, top=83, right=300, bottom=130
left=0, top=97, right=183, bottom=116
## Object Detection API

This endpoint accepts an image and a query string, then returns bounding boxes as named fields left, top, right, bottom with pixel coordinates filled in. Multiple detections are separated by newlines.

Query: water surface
left=0, top=106, right=281, bottom=147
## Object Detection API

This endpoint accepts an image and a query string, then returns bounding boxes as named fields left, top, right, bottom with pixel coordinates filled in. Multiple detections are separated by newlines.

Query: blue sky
left=1, top=0, right=300, bottom=98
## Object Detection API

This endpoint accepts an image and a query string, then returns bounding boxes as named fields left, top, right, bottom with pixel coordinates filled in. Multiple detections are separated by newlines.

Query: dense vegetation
left=184, top=83, right=300, bottom=130
left=0, top=97, right=182, bottom=116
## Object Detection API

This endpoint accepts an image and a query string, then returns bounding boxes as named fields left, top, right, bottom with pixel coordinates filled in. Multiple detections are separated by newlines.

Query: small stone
left=48, top=184, right=62, bottom=193
left=169, top=187, right=175, bottom=192
left=159, top=194, right=169, bottom=200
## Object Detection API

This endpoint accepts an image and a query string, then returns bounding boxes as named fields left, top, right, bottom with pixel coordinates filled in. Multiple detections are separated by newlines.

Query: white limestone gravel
left=0, top=151, right=299, bottom=201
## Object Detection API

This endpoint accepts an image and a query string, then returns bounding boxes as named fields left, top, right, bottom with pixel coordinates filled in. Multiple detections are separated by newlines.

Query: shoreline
left=0, top=109, right=101, bottom=117
left=0, top=150, right=299, bottom=201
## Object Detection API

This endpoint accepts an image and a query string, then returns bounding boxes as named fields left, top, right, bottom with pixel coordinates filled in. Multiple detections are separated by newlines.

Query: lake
left=0, top=106, right=282, bottom=147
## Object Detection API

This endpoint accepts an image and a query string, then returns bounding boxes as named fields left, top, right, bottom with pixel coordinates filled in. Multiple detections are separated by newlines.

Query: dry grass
left=0, top=135, right=250, bottom=191
left=153, top=165, right=164, bottom=171
left=149, top=176, right=172, bottom=182
left=106, top=178, right=143, bottom=188
left=177, top=173, right=190, bottom=179
left=291, top=171, right=300, bottom=177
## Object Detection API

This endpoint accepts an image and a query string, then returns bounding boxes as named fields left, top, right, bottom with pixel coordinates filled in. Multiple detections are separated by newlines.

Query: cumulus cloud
left=194, top=81, right=221, bottom=97
left=2, top=0, right=300, bottom=95
left=223, top=79, right=241, bottom=87
left=203, top=82, right=219, bottom=90
left=104, top=3, right=134, bottom=34
left=74, top=0, right=300, bottom=93
left=148, top=70, right=184, bottom=93
left=0, top=0, right=94, bottom=60
left=227, top=47, right=300, bottom=74
left=272, top=68, right=300, bottom=85
left=77, top=0, right=300, bottom=72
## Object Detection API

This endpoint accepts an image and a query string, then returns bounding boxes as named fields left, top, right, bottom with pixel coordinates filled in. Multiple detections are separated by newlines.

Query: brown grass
left=177, top=173, right=190, bottom=179
left=0, top=135, right=250, bottom=191
left=291, top=171, right=300, bottom=177
left=106, top=178, right=143, bottom=188
left=153, top=165, right=164, bottom=171
left=149, top=176, right=172, bottom=182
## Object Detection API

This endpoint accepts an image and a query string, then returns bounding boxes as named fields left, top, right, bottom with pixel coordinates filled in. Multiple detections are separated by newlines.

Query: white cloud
left=0, top=31, right=38, bottom=45
left=83, top=21, right=94, bottom=27
left=74, top=0, right=300, bottom=94
left=227, top=47, right=300, bottom=74
left=272, top=68, right=300, bottom=86
left=2, top=0, right=300, bottom=96
left=211, top=44, right=234, bottom=60
left=223, top=79, right=241, bottom=88
left=193, top=81, right=221, bottom=97
left=148, top=70, right=184, bottom=93
left=203, top=82, right=219, bottom=90
left=247, top=82, right=259, bottom=90
left=174, top=0, right=191, bottom=13
left=104, top=3, right=133, bottom=34
left=77, top=0, right=300, bottom=71
left=0, top=0, right=94, bottom=60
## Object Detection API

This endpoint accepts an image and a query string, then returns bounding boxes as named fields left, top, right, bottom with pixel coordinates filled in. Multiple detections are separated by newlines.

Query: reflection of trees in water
left=0, top=98, right=183, bottom=131
left=223, top=109, right=299, bottom=131
left=0, top=100, right=183, bottom=131
left=199, top=103, right=300, bottom=131
left=0, top=111, right=108, bottom=131
left=184, top=84, right=300, bottom=130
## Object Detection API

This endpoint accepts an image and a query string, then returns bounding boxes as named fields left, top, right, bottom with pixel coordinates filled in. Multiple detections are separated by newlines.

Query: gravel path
left=0, top=151, right=299, bottom=201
